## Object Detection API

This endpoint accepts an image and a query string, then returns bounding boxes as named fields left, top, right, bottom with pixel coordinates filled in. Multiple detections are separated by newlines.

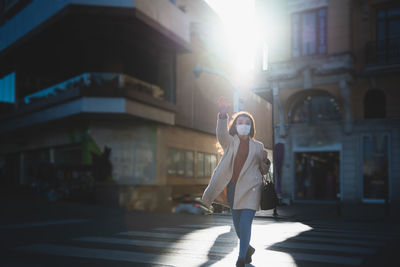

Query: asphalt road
left=1, top=199, right=400, bottom=267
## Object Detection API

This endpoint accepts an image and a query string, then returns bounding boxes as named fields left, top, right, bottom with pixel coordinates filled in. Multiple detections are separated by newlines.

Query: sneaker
left=236, top=258, right=245, bottom=267
left=245, top=245, right=255, bottom=264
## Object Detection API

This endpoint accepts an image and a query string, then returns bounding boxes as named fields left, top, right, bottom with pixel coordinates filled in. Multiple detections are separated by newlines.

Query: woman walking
left=202, top=96, right=270, bottom=267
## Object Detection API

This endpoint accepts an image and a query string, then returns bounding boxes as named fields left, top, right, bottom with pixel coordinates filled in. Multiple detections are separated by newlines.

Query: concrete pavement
left=2, top=192, right=400, bottom=267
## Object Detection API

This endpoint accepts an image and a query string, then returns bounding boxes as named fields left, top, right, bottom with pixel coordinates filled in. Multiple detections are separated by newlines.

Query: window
left=289, top=92, right=342, bottom=123
left=262, top=42, right=269, bottom=71
left=376, top=7, right=400, bottom=63
left=124, top=46, right=175, bottom=103
left=364, top=89, right=386, bottom=119
left=292, top=8, right=327, bottom=58
left=362, top=134, right=390, bottom=201
left=22, top=148, right=51, bottom=185
left=54, top=146, right=82, bottom=166
left=197, top=152, right=217, bottom=178
left=185, top=151, right=194, bottom=177
left=0, top=72, right=15, bottom=103
left=167, top=148, right=194, bottom=177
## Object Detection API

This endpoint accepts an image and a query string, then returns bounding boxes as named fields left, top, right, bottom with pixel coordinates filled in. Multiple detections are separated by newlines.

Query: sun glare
left=205, top=0, right=258, bottom=89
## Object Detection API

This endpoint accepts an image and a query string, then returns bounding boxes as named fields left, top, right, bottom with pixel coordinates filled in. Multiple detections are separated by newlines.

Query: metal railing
left=366, top=37, right=400, bottom=66
left=23, top=72, right=165, bottom=104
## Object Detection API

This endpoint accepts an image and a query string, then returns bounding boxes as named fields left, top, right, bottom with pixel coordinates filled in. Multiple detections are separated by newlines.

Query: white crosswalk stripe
left=118, top=230, right=386, bottom=247
left=16, top=243, right=215, bottom=266
left=15, top=218, right=396, bottom=266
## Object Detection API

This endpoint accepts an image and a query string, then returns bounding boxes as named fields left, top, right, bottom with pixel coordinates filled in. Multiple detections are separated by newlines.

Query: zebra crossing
left=15, top=218, right=399, bottom=266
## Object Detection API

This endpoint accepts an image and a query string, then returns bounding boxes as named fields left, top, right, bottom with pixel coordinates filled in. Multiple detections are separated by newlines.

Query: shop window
left=197, top=152, right=204, bottom=177
left=362, top=134, right=390, bottom=201
left=295, top=152, right=340, bottom=201
left=167, top=148, right=194, bottom=177
left=110, top=141, right=156, bottom=184
left=22, top=145, right=96, bottom=201
left=133, top=144, right=156, bottom=183
left=289, top=93, right=342, bottom=123
left=364, top=89, right=386, bottom=119
left=54, top=146, right=82, bottom=166
left=197, top=152, right=217, bottom=178
left=292, top=8, right=327, bottom=58
left=185, top=151, right=194, bottom=177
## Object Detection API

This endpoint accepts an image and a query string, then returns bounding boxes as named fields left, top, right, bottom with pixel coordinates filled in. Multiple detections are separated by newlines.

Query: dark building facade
left=0, top=0, right=272, bottom=210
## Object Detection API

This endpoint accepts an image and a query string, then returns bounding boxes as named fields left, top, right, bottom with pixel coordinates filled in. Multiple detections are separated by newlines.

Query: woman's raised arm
left=216, top=96, right=233, bottom=150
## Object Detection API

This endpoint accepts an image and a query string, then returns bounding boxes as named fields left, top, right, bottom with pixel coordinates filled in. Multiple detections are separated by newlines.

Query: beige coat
left=202, top=115, right=269, bottom=210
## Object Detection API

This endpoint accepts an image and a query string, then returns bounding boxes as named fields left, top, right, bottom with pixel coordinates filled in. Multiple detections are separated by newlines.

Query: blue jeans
left=227, top=181, right=256, bottom=260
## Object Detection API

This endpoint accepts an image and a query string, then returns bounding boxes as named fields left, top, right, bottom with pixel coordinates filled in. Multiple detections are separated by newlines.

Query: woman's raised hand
left=217, top=96, right=229, bottom=116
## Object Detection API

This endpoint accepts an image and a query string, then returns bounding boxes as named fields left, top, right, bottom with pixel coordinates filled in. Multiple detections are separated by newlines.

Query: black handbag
left=260, top=177, right=278, bottom=210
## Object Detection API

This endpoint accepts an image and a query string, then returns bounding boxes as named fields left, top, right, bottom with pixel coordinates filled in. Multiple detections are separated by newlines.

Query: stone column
left=339, top=80, right=352, bottom=134
left=303, top=68, right=312, bottom=89
left=272, top=81, right=286, bottom=137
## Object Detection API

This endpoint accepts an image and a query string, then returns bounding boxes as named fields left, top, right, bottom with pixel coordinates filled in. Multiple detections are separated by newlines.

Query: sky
left=204, top=0, right=258, bottom=87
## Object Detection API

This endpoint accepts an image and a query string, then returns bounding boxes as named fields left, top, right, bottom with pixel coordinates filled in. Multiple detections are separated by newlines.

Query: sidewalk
left=2, top=187, right=399, bottom=225
left=256, top=202, right=400, bottom=224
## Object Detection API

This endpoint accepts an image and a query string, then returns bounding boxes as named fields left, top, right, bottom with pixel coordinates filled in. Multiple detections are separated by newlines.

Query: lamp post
left=193, top=65, right=243, bottom=112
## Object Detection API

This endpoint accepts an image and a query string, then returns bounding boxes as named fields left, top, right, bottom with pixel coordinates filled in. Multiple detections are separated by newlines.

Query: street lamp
left=193, top=65, right=244, bottom=112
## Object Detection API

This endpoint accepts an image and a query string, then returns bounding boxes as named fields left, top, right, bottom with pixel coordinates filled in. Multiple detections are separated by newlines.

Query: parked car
left=172, top=195, right=213, bottom=215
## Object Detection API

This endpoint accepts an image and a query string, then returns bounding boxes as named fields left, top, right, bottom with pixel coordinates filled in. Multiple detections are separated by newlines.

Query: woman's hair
left=216, top=111, right=256, bottom=154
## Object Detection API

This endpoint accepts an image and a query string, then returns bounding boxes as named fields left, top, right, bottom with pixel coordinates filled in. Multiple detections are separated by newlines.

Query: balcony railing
left=0, top=72, right=176, bottom=131
left=366, top=38, right=400, bottom=66
left=0, top=72, right=177, bottom=120
left=23, top=72, right=165, bottom=105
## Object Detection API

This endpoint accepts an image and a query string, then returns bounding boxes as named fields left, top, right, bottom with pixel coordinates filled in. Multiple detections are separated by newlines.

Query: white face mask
left=236, top=124, right=251, bottom=136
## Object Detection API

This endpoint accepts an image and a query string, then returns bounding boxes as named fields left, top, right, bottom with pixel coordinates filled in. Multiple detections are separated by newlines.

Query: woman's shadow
left=199, top=225, right=256, bottom=267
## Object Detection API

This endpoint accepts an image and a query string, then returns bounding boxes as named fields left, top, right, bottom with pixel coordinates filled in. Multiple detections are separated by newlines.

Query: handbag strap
left=263, top=169, right=274, bottom=185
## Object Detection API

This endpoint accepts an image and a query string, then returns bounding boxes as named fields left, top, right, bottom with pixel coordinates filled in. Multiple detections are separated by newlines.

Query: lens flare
left=205, top=0, right=257, bottom=89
